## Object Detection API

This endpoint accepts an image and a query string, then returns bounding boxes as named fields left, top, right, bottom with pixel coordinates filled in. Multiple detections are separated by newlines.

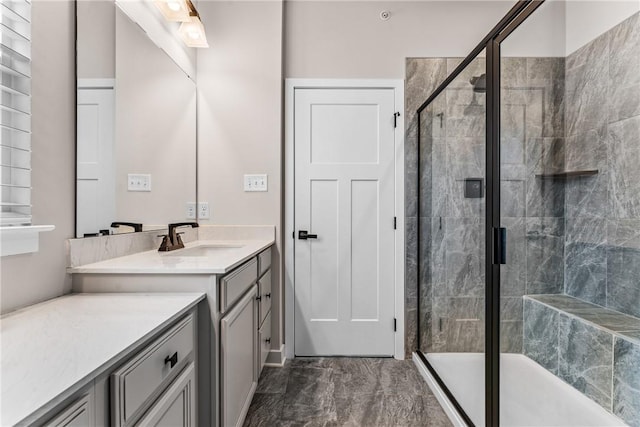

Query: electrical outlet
left=244, top=174, right=268, bottom=192
left=198, top=202, right=210, bottom=219
left=186, top=202, right=196, bottom=219
left=127, top=174, right=151, bottom=192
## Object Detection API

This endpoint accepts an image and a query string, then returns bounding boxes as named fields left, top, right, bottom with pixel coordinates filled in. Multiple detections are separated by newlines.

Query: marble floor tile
left=244, top=358, right=452, bottom=427
left=256, top=365, right=291, bottom=394
left=335, top=393, right=450, bottom=427
left=282, top=367, right=337, bottom=422
left=243, top=393, right=285, bottom=427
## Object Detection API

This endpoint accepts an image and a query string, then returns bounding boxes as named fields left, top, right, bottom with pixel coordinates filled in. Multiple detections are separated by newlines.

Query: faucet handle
left=157, top=234, right=171, bottom=252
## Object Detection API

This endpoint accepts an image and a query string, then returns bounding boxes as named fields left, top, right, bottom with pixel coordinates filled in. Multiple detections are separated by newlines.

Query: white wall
left=501, top=0, right=566, bottom=57
left=566, top=0, right=640, bottom=54
left=77, top=0, right=115, bottom=79
left=0, top=1, right=75, bottom=314
left=285, top=1, right=514, bottom=78
left=197, top=1, right=284, bottom=347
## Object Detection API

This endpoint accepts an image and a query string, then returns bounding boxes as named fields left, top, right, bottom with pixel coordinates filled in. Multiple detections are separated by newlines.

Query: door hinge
left=393, top=318, right=397, bottom=332
left=393, top=217, right=397, bottom=230
left=393, top=112, right=401, bottom=128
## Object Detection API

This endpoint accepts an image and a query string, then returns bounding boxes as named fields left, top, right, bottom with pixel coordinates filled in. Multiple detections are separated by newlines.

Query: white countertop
left=67, top=239, right=274, bottom=275
left=0, top=293, right=205, bottom=426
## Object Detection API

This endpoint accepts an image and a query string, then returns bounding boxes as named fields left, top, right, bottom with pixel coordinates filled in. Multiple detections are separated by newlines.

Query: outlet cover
left=127, top=174, right=151, bottom=192
left=244, top=174, right=268, bottom=192
left=186, top=202, right=196, bottom=219
left=198, top=202, right=210, bottom=219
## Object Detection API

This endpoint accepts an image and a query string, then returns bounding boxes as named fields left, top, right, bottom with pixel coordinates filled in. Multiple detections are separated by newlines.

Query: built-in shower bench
left=526, top=294, right=640, bottom=343
left=523, top=294, right=640, bottom=424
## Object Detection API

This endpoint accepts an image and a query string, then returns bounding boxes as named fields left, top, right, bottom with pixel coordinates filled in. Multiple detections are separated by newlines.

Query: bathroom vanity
left=0, top=293, right=204, bottom=426
left=69, top=236, right=275, bottom=427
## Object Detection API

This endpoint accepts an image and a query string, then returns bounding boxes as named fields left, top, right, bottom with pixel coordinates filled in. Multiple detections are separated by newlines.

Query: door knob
left=298, top=230, right=318, bottom=240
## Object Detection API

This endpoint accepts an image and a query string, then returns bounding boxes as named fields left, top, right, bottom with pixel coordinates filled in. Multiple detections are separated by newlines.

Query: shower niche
left=410, top=1, right=640, bottom=426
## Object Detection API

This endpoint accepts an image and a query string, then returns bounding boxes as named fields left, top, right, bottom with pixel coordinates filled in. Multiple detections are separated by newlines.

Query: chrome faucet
left=158, top=222, right=199, bottom=252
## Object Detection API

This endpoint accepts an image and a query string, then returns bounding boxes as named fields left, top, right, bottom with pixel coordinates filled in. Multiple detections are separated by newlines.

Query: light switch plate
left=244, top=174, right=268, bottom=192
left=186, top=202, right=196, bottom=219
left=128, top=174, right=151, bottom=192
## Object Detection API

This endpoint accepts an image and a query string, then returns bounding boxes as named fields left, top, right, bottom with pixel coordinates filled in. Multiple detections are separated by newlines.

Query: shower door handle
left=494, top=227, right=507, bottom=265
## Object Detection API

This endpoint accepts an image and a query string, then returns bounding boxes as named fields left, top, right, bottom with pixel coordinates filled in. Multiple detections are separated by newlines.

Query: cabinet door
left=44, top=393, right=93, bottom=427
left=221, top=286, right=257, bottom=427
left=136, top=363, right=196, bottom=427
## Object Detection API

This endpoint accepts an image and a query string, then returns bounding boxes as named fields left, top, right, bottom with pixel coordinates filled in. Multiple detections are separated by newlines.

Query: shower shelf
left=535, top=169, right=599, bottom=179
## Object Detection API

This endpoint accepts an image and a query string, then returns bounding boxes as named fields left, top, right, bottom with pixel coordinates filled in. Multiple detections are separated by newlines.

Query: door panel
left=294, top=88, right=396, bottom=356
left=309, top=179, right=339, bottom=321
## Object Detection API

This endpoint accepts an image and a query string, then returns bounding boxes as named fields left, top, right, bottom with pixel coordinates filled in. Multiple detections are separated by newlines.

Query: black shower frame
left=415, top=1, right=546, bottom=425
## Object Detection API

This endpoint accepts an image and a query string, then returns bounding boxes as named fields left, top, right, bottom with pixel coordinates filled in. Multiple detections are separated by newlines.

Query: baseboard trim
left=412, top=352, right=467, bottom=427
left=264, top=345, right=286, bottom=366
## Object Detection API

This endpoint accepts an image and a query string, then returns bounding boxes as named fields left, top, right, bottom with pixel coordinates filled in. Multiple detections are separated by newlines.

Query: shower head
left=469, top=73, right=486, bottom=93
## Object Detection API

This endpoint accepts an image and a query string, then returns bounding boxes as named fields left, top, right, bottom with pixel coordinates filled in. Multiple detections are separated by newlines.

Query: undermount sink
left=167, top=244, right=244, bottom=257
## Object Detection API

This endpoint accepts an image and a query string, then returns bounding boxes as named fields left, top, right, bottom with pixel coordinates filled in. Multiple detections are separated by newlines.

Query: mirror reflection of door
left=76, top=82, right=115, bottom=237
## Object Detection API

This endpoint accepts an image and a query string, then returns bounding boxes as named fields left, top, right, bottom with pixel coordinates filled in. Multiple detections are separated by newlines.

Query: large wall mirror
left=76, top=0, right=196, bottom=237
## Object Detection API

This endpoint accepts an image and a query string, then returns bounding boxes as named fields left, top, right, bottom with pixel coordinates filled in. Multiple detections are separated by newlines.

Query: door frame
left=284, top=79, right=405, bottom=360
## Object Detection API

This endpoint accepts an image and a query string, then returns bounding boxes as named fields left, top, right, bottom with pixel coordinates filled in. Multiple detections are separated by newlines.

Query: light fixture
left=179, top=15, right=209, bottom=48
left=154, top=0, right=191, bottom=22
left=155, top=0, right=209, bottom=48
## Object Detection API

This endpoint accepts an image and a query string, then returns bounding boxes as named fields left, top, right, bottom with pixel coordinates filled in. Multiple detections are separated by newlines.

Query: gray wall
left=0, top=1, right=76, bottom=314
left=563, top=11, right=640, bottom=318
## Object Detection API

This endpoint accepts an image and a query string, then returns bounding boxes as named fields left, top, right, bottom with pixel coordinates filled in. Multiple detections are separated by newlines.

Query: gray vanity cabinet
left=34, top=309, right=199, bottom=427
left=111, top=314, right=196, bottom=427
left=71, top=244, right=275, bottom=427
left=256, top=248, right=272, bottom=374
left=43, top=394, right=93, bottom=427
left=220, top=286, right=258, bottom=427
left=136, top=363, right=196, bottom=427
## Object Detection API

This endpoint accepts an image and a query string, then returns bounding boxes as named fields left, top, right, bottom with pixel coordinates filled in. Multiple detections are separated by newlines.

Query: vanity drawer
left=258, top=270, right=271, bottom=327
left=111, top=314, right=195, bottom=427
left=258, top=247, right=271, bottom=277
left=258, top=311, right=271, bottom=374
left=220, top=257, right=258, bottom=313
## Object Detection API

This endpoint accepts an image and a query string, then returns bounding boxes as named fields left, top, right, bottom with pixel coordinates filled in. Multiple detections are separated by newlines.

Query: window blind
left=0, top=0, right=31, bottom=226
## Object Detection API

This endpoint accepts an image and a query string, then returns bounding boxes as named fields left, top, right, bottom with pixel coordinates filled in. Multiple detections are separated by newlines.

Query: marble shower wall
left=405, top=58, right=448, bottom=356
left=563, top=12, right=640, bottom=318
left=405, top=55, right=565, bottom=355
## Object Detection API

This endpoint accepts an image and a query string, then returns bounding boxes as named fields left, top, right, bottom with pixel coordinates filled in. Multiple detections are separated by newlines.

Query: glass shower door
left=418, top=50, right=487, bottom=425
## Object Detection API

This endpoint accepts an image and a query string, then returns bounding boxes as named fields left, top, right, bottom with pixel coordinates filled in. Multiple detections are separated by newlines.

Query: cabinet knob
left=256, top=295, right=262, bottom=301
left=164, top=352, right=178, bottom=368
left=265, top=293, right=271, bottom=299
left=265, top=338, right=271, bottom=344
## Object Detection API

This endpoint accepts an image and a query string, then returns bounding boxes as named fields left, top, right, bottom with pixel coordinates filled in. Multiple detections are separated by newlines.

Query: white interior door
left=76, top=86, right=115, bottom=237
left=294, top=88, right=397, bottom=356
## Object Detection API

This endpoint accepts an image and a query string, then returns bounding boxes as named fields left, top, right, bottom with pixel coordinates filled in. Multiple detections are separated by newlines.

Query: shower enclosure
left=412, top=0, right=640, bottom=425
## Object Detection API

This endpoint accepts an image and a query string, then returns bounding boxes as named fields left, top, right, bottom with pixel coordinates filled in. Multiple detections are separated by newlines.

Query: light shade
left=179, top=16, right=209, bottom=48
left=154, top=0, right=191, bottom=22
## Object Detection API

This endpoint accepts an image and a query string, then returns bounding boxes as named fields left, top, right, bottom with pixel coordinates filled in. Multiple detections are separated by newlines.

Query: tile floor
left=243, top=357, right=452, bottom=427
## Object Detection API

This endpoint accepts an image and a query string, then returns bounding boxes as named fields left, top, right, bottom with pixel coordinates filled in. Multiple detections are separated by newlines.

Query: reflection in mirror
left=76, top=1, right=196, bottom=238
